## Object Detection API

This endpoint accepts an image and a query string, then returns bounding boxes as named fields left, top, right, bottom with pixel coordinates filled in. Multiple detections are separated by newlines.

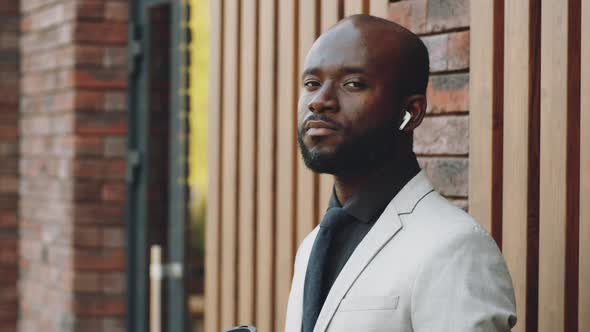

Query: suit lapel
left=312, top=201, right=403, bottom=332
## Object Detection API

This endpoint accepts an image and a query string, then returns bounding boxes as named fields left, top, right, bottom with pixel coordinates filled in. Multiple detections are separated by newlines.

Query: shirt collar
left=327, top=158, right=420, bottom=223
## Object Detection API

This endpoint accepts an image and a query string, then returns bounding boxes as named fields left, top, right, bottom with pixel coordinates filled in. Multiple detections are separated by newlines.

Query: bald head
left=312, top=14, right=430, bottom=100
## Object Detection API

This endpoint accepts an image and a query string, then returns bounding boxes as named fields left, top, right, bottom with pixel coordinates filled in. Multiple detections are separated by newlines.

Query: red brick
left=74, top=249, right=125, bottom=272
left=104, top=92, right=126, bottom=112
left=419, top=157, right=468, bottom=197
left=75, top=136, right=104, bottom=157
left=426, top=0, right=469, bottom=33
left=388, top=0, right=427, bottom=34
left=101, top=182, right=125, bottom=202
left=421, top=34, right=448, bottom=72
left=105, top=2, right=128, bottom=22
left=74, top=203, right=124, bottom=225
left=18, top=0, right=129, bottom=328
left=73, top=272, right=101, bottom=293
left=71, top=69, right=127, bottom=90
left=101, top=272, right=124, bottom=294
left=426, top=73, right=469, bottom=113
left=73, top=295, right=125, bottom=315
left=70, top=0, right=105, bottom=21
left=74, top=180, right=102, bottom=201
left=0, top=212, right=17, bottom=230
left=103, top=136, right=125, bottom=157
left=75, top=112, right=127, bottom=136
left=0, top=1, right=18, bottom=15
left=75, top=22, right=128, bottom=45
left=0, top=142, right=18, bottom=158
left=75, top=90, right=106, bottom=111
left=447, top=31, right=469, bottom=70
left=73, top=226, right=102, bottom=248
left=0, top=176, right=18, bottom=194
left=414, top=115, right=469, bottom=155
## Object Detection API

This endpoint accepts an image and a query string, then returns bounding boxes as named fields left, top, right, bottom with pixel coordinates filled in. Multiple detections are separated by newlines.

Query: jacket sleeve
left=410, top=224, right=517, bottom=332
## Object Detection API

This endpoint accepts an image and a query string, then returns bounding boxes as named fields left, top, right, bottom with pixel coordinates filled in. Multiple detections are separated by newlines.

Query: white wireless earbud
left=399, top=111, right=411, bottom=130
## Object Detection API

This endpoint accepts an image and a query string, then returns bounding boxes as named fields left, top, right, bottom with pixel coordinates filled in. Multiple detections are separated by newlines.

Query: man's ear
left=400, top=94, right=427, bottom=134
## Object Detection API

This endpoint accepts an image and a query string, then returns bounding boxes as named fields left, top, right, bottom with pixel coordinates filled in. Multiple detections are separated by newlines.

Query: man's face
left=297, top=22, right=401, bottom=175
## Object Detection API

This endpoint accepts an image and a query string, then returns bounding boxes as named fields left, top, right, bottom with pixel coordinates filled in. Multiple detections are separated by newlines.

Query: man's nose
left=307, top=83, right=339, bottom=113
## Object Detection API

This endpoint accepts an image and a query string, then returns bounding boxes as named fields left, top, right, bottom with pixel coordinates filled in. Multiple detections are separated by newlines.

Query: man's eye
left=304, top=80, right=321, bottom=88
left=344, top=81, right=366, bottom=89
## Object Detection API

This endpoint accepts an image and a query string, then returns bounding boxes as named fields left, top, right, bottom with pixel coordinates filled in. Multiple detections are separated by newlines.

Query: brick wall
left=19, top=0, right=128, bottom=331
left=0, top=1, right=19, bottom=331
left=389, top=0, right=470, bottom=209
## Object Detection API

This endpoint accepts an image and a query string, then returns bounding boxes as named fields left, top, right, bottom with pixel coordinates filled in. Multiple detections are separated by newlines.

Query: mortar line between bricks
left=417, top=27, right=470, bottom=38
left=424, top=112, right=469, bottom=117
left=429, top=69, right=469, bottom=76
left=416, top=154, right=469, bottom=159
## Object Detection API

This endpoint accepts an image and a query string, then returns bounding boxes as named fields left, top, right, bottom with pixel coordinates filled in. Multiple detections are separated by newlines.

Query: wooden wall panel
left=468, top=0, right=494, bottom=233
left=205, top=1, right=589, bottom=330
left=539, top=0, right=569, bottom=330
left=501, top=2, right=530, bottom=330
left=579, top=2, right=590, bottom=330
left=344, top=0, right=367, bottom=16
left=220, top=0, right=239, bottom=328
left=256, top=0, right=277, bottom=331
left=296, top=0, right=319, bottom=244
left=275, top=0, right=297, bottom=329
left=204, top=0, right=222, bottom=330
left=369, top=0, right=389, bottom=18
left=238, top=0, right=257, bottom=324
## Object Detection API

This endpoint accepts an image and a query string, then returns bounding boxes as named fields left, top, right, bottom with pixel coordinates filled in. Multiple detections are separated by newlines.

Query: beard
left=297, top=117, right=400, bottom=176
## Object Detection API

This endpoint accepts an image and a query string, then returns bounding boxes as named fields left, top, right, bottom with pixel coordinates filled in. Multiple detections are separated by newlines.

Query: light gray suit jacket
left=285, top=171, right=517, bottom=332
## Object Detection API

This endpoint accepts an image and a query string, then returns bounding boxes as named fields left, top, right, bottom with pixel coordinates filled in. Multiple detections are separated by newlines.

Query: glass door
left=127, top=1, right=187, bottom=331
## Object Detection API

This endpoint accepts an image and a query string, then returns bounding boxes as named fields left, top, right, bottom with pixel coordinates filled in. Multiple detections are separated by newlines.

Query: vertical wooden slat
left=368, top=0, right=388, bottom=18
left=204, top=0, right=222, bottom=330
left=538, top=0, right=568, bottom=330
left=275, top=0, right=297, bottom=330
left=321, top=0, right=339, bottom=31
left=297, top=0, right=319, bottom=244
left=579, top=1, right=590, bottom=330
left=256, top=0, right=276, bottom=331
left=220, top=0, right=239, bottom=328
left=317, top=0, right=339, bottom=214
left=564, top=2, right=581, bottom=331
left=501, top=2, right=531, bottom=331
left=344, top=0, right=366, bottom=16
left=468, top=0, right=494, bottom=233
left=238, top=0, right=257, bottom=324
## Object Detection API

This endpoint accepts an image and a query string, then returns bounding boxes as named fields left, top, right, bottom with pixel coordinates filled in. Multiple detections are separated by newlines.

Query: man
left=284, top=15, right=516, bottom=332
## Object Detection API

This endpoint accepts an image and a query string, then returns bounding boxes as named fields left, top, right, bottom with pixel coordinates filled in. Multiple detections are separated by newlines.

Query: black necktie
left=302, top=207, right=351, bottom=332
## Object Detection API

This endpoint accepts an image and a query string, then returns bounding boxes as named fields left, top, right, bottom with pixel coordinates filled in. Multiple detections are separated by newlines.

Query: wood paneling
left=238, top=0, right=257, bottom=324
left=275, top=0, right=297, bottom=329
left=205, top=1, right=589, bottom=330
left=468, top=0, right=494, bottom=233
left=539, top=0, right=569, bottom=330
left=501, top=2, right=531, bottom=330
left=220, top=0, right=239, bottom=328
left=256, top=0, right=277, bottom=331
left=204, top=0, right=222, bottom=330
left=344, top=0, right=367, bottom=16
left=369, top=0, right=389, bottom=18
left=579, top=2, right=590, bottom=331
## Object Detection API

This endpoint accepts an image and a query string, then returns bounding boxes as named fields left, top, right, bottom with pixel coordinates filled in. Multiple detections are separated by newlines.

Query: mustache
left=301, top=114, right=344, bottom=131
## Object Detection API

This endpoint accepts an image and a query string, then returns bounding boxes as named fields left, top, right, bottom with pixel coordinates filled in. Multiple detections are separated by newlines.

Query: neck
left=333, top=147, right=418, bottom=205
